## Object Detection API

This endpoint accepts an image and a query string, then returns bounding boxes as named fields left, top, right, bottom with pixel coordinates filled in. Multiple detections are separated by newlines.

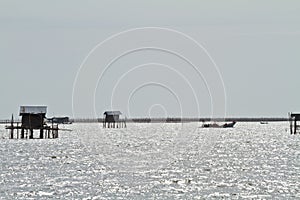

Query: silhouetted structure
left=103, top=111, right=126, bottom=128
left=289, top=113, right=300, bottom=134
left=6, top=106, right=59, bottom=139
left=202, top=121, right=236, bottom=128
left=49, top=117, right=72, bottom=124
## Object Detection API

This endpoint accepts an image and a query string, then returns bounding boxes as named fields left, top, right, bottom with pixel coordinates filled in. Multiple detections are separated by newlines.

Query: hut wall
left=105, top=115, right=119, bottom=122
left=21, top=114, right=44, bottom=129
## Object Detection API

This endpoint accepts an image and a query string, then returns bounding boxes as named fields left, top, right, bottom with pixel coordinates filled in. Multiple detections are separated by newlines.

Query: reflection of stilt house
left=6, top=106, right=59, bottom=139
left=289, top=113, right=300, bottom=134
left=103, top=111, right=126, bottom=128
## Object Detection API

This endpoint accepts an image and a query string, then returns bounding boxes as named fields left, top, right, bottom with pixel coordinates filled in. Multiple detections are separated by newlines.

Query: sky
left=0, top=0, right=300, bottom=119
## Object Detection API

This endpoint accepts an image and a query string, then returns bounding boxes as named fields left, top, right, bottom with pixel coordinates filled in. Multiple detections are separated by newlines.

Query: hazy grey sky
left=1, top=1, right=300, bottom=119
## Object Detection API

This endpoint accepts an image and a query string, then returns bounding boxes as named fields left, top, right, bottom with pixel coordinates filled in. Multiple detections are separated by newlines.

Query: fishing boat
left=260, top=121, right=268, bottom=125
left=202, top=121, right=236, bottom=128
left=223, top=121, right=236, bottom=128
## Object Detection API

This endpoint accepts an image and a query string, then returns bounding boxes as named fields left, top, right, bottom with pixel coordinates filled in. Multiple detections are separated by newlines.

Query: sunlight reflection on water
left=0, top=122, right=299, bottom=199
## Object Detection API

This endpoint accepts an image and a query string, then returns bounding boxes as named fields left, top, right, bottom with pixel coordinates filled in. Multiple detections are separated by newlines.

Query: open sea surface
left=0, top=122, right=299, bottom=199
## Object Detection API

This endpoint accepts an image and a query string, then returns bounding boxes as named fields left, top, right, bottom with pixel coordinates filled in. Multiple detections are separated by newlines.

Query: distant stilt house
left=289, top=113, right=300, bottom=134
left=6, top=106, right=59, bottom=139
left=103, top=111, right=126, bottom=128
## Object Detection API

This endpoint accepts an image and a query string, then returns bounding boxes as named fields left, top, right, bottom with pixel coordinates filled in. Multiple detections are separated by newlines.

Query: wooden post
left=10, top=114, right=14, bottom=139
left=21, top=128, right=24, bottom=139
left=290, top=116, right=293, bottom=135
left=51, top=120, right=53, bottom=138
left=29, top=129, right=33, bottom=139
left=40, top=129, right=43, bottom=139
left=294, top=118, right=297, bottom=134
left=10, top=128, right=13, bottom=139
left=55, top=125, right=58, bottom=138
left=17, top=123, right=19, bottom=139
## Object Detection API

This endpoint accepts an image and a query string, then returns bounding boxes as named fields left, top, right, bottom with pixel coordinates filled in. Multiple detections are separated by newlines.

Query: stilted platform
left=5, top=106, right=60, bottom=139
left=5, top=115, right=59, bottom=139
left=103, top=119, right=127, bottom=128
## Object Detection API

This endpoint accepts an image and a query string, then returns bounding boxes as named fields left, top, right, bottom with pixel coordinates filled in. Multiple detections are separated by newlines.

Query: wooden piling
left=29, top=129, right=33, bottom=139
left=289, top=113, right=300, bottom=134
left=40, top=129, right=43, bottom=139
left=294, top=118, right=297, bottom=134
left=17, top=123, right=19, bottom=139
left=10, top=114, right=14, bottom=139
left=21, top=129, right=24, bottom=139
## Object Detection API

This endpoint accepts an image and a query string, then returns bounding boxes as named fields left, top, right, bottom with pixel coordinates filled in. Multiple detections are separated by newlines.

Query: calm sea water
left=0, top=122, right=299, bottom=199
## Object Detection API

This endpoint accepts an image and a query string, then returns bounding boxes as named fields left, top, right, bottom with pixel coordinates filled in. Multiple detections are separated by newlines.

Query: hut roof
left=20, top=106, right=47, bottom=115
left=291, top=113, right=300, bottom=117
left=291, top=113, right=300, bottom=120
left=103, top=111, right=122, bottom=116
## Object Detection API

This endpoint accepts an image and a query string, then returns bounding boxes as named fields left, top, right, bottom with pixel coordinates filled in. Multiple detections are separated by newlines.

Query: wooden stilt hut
left=103, top=111, right=126, bottom=128
left=6, top=106, right=59, bottom=139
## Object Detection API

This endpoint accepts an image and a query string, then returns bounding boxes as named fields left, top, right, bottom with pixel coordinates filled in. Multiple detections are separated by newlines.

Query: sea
left=0, top=122, right=299, bottom=199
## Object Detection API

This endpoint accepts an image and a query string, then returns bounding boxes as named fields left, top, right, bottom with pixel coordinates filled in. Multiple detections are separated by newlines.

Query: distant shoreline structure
left=0, top=117, right=289, bottom=124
